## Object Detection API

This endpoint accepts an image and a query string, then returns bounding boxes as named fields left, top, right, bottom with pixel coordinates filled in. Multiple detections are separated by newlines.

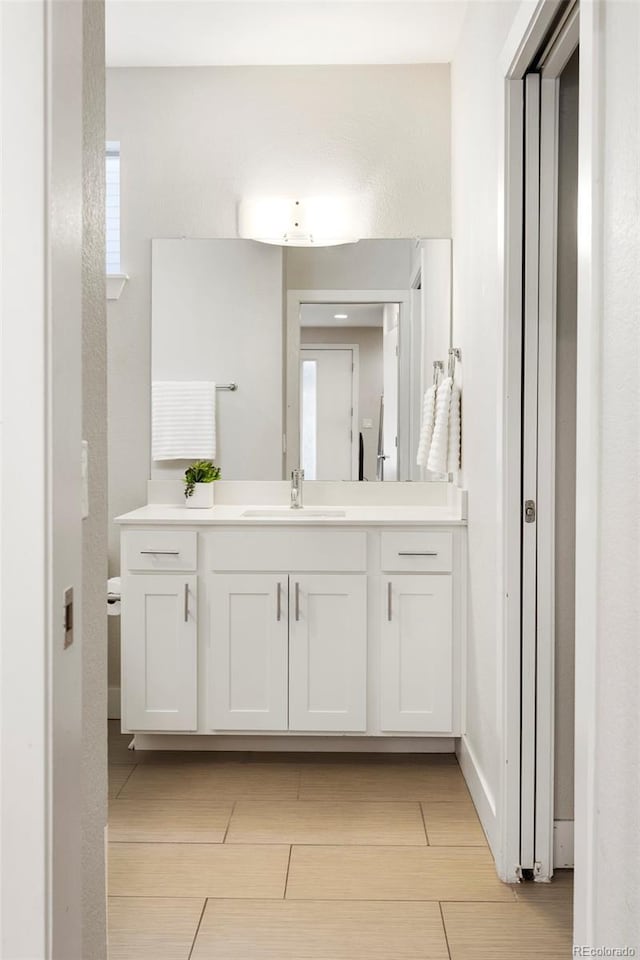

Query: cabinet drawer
left=381, top=531, right=452, bottom=573
left=124, top=530, right=197, bottom=572
left=206, top=529, right=367, bottom=572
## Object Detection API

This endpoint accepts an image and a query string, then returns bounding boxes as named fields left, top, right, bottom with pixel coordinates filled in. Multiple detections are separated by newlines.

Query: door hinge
left=524, top=499, right=536, bottom=523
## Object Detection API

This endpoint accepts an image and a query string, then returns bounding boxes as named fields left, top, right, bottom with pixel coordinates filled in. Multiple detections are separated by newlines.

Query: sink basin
left=242, top=508, right=347, bottom=519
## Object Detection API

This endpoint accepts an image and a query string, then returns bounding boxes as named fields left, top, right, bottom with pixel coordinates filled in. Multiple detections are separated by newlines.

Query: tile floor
left=107, top=722, right=573, bottom=959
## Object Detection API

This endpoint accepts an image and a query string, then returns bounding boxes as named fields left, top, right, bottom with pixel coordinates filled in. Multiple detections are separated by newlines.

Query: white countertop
left=115, top=503, right=466, bottom=526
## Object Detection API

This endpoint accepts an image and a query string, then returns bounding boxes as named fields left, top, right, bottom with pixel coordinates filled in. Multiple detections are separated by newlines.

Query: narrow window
left=106, top=141, right=121, bottom=274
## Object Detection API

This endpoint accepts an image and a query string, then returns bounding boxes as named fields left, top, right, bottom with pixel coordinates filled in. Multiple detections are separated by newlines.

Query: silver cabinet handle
left=140, top=549, right=180, bottom=556
left=184, top=582, right=189, bottom=622
left=276, top=581, right=282, bottom=622
left=295, top=582, right=300, bottom=622
left=398, top=551, right=438, bottom=557
left=387, top=581, right=392, bottom=621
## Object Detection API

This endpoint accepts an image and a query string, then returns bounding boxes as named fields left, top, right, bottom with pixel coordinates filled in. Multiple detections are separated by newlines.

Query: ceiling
left=300, top=303, right=385, bottom=327
left=106, top=1, right=468, bottom=67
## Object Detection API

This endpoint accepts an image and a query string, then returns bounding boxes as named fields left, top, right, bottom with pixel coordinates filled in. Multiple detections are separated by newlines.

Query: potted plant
left=184, top=460, right=221, bottom=508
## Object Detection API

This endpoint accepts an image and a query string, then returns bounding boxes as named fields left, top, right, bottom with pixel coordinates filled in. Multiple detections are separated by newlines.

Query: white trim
left=130, top=733, right=457, bottom=753
left=106, top=272, right=128, bottom=301
left=286, top=289, right=410, bottom=477
left=456, top=735, right=498, bottom=853
left=299, top=342, right=360, bottom=481
left=572, top=0, right=602, bottom=944
left=553, top=820, right=575, bottom=869
left=108, top=686, right=121, bottom=720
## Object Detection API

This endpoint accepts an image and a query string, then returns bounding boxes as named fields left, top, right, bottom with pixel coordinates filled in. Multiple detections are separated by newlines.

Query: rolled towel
left=416, top=384, right=437, bottom=467
left=107, top=576, right=122, bottom=617
left=447, top=382, right=461, bottom=473
left=427, top=377, right=453, bottom=475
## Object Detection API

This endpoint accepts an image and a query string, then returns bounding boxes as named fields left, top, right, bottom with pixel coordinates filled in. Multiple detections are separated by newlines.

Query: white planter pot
left=185, top=482, right=215, bottom=509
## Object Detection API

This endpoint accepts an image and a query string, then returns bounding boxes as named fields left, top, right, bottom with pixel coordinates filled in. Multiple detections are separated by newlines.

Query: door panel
left=210, top=574, right=288, bottom=731
left=123, top=575, right=198, bottom=731
left=289, top=575, right=367, bottom=731
left=381, top=575, right=453, bottom=732
left=300, top=348, right=354, bottom=480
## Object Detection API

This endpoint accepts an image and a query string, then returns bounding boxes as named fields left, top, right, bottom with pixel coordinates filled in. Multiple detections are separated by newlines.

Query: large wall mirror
left=152, top=238, right=451, bottom=481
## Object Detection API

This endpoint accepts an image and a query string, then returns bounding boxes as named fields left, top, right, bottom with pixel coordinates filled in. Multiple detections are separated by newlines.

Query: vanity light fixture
left=238, top=196, right=359, bottom=247
left=334, top=313, right=349, bottom=320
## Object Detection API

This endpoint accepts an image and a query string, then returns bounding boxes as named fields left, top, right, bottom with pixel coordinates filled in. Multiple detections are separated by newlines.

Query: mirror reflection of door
left=381, top=304, right=399, bottom=481
left=300, top=346, right=357, bottom=480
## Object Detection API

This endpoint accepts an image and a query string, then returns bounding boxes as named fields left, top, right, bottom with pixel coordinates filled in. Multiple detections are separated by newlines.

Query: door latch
left=524, top=499, right=536, bottom=523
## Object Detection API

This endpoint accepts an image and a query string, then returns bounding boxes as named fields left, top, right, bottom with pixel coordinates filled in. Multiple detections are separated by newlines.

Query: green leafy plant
left=184, top=460, right=221, bottom=499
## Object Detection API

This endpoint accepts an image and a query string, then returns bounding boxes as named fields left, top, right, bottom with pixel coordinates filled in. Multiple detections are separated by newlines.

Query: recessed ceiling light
left=334, top=313, right=348, bottom=320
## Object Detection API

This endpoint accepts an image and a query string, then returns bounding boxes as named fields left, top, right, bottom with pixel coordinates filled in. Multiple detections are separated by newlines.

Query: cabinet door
left=381, top=575, right=453, bottom=732
left=122, top=575, right=197, bottom=731
left=210, top=574, right=288, bottom=731
left=289, top=575, right=367, bottom=732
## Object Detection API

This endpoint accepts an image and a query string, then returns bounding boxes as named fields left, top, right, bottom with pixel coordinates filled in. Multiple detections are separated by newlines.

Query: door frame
left=286, top=289, right=410, bottom=477
left=499, top=0, right=602, bottom=943
left=299, top=343, right=360, bottom=481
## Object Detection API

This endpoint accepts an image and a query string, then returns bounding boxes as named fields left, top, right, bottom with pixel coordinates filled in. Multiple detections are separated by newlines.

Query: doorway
left=520, top=18, right=579, bottom=881
left=300, top=344, right=359, bottom=480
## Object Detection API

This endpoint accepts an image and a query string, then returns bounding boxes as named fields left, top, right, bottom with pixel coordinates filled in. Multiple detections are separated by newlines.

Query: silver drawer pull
left=387, top=581, right=392, bottom=621
left=295, top=582, right=300, bottom=622
left=140, top=549, right=180, bottom=556
left=398, top=551, right=438, bottom=557
left=184, top=583, right=189, bottom=622
left=276, top=582, right=282, bottom=622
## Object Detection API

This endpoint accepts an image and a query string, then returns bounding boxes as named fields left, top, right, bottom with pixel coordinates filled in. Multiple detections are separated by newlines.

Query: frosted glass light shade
left=238, top=196, right=359, bottom=247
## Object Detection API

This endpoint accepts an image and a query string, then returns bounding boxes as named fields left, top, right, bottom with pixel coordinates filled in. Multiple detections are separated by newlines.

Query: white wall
left=286, top=239, right=414, bottom=291
left=582, top=0, right=640, bottom=946
left=106, top=66, right=449, bottom=556
left=152, top=239, right=283, bottom=481
left=450, top=0, right=519, bottom=850
left=301, top=325, right=383, bottom=481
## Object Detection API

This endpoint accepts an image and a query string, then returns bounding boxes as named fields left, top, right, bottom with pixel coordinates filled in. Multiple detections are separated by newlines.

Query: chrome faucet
left=291, top=468, right=304, bottom=509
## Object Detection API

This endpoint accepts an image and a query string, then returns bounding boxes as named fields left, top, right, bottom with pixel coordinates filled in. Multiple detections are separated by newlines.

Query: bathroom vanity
left=116, top=495, right=466, bottom=749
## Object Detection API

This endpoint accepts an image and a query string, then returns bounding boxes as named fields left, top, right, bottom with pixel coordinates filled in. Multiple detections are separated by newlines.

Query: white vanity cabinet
left=122, top=574, right=198, bottom=731
left=210, top=573, right=367, bottom=733
left=118, top=515, right=465, bottom=743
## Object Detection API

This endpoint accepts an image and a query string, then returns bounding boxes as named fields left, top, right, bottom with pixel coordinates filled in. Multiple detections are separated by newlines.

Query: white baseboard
left=108, top=686, right=121, bottom=720
left=129, top=733, right=456, bottom=753
left=553, top=819, right=574, bottom=868
left=456, top=734, right=498, bottom=854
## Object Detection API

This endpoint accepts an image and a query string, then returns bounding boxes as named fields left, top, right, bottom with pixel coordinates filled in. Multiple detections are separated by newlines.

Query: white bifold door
left=519, top=8, right=579, bottom=879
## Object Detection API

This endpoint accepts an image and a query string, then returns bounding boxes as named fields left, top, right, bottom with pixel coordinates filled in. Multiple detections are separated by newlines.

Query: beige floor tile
left=107, top=897, right=204, bottom=960
left=226, top=800, right=427, bottom=845
left=109, top=842, right=290, bottom=898
left=191, top=899, right=449, bottom=960
left=512, top=868, right=574, bottom=902
left=442, top=901, right=573, bottom=959
left=286, top=845, right=515, bottom=902
left=109, top=797, right=233, bottom=843
left=109, top=764, right=136, bottom=799
left=299, top=760, right=471, bottom=801
left=421, top=801, right=487, bottom=846
left=119, top=760, right=300, bottom=800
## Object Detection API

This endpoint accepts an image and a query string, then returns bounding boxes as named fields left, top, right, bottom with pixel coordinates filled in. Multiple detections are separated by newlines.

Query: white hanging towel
left=416, top=384, right=437, bottom=467
left=447, top=382, right=461, bottom=473
left=152, top=381, right=217, bottom=461
left=426, top=376, right=452, bottom=475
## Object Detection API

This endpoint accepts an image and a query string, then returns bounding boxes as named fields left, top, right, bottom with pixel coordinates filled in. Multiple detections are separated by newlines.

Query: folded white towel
left=427, top=376, right=452, bottom=475
left=152, top=381, right=217, bottom=461
left=447, top=382, right=461, bottom=473
left=416, top=384, right=437, bottom=467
